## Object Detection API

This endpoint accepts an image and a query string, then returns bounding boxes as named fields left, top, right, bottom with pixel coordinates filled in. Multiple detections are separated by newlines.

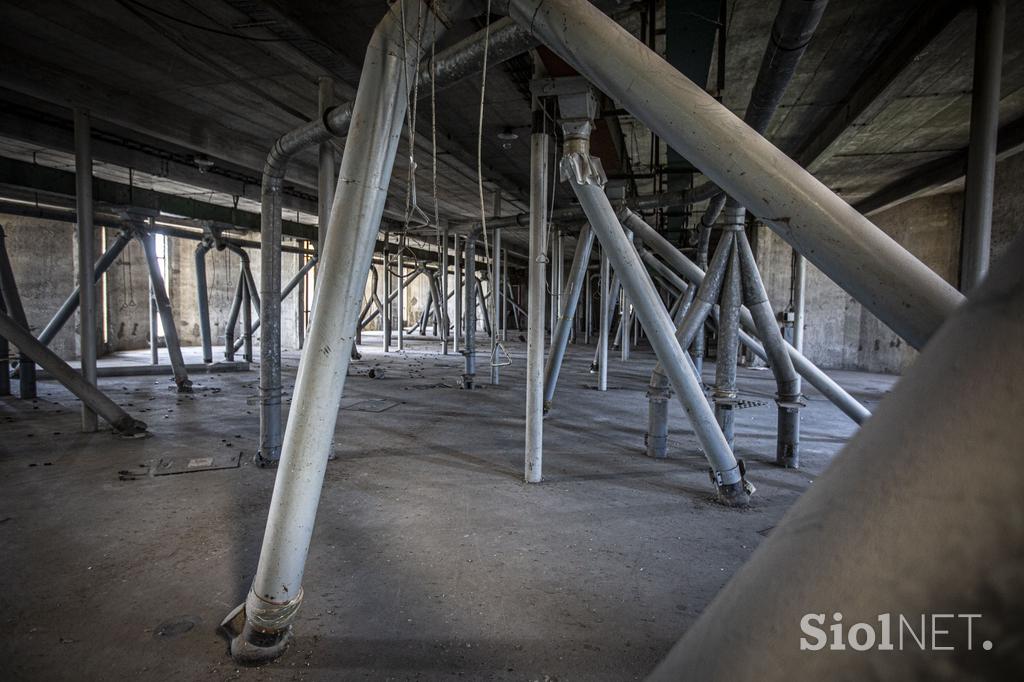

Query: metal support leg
left=382, top=255, right=391, bottom=352
left=0, top=311, right=147, bottom=435
left=397, top=252, right=405, bottom=351
left=543, top=223, right=595, bottom=411
left=736, top=228, right=802, bottom=467
left=714, top=232, right=741, bottom=449
left=0, top=226, right=35, bottom=399
left=453, top=234, right=461, bottom=353
left=525, top=116, right=550, bottom=483
left=463, top=231, right=478, bottom=388
left=960, top=0, right=1005, bottom=292
left=195, top=241, right=214, bottom=364
left=138, top=232, right=191, bottom=392
left=490, top=228, right=501, bottom=385
left=441, top=223, right=450, bottom=354
left=228, top=2, right=450, bottom=661
left=74, top=109, right=97, bottom=430
left=564, top=138, right=748, bottom=505
left=598, top=247, right=609, bottom=392
left=0, top=295, right=8, bottom=396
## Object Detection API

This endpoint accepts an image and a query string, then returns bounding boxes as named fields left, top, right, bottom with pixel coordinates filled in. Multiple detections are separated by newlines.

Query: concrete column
left=74, top=109, right=97, bottom=431
left=961, top=0, right=1005, bottom=292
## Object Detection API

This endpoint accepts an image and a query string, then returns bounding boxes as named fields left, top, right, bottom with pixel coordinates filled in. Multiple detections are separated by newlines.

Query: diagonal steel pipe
left=227, top=2, right=457, bottom=662
left=503, top=0, right=963, bottom=350
left=624, top=210, right=870, bottom=425
left=562, top=132, right=749, bottom=505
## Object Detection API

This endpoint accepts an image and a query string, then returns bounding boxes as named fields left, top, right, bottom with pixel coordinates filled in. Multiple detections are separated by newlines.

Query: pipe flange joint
left=775, top=393, right=805, bottom=410
left=710, top=460, right=754, bottom=507
left=646, top=386, right=672, bottom=402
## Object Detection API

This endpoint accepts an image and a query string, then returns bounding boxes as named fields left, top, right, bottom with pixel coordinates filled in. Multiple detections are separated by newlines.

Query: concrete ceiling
left=0, top=0, right=1021, bottom=258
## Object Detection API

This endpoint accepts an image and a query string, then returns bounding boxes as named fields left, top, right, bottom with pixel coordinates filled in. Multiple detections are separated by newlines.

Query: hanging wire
left=476, top=0, right=493, bottom=266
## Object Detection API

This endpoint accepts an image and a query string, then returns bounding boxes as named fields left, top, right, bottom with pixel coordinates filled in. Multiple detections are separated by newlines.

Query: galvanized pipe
left=625, top=210, right=870, bottom=424
left=453, top=234, right=462, bottom=352
left=138, top=232, right=191, bottom=392
left=525, top=113, right=550, bottom=483
left=463, top=230, right=479, bottom=388
left=597, top=248, right=610, bottom=391
left=960, top=0, right=1005, bottom=292
left=736, top=229, right=802, bottom=467
left=382, top=256, right=392, bottom=352
left=505, top=0, right=963, bottom=350
left=441, top=223, right=450, bottom=353
left=0, top=310, right=147, bottom=435
left=148, top=279, right=158, bottom=365
left=649, top=233, right=1024, bottom=682
left=490, top=228, right=502, bottom=384
left=241, top=269, right=254, bottom=363
left=713, top=233, right=742, bottom=449
left=0, top=226, right=36, bottom=398
left=563, top=139, right=748, bottom=504
left=397, top=252, right=405, bottom=351
left=542, top=223, right=594, bottom=410
left=234, top=1, right=452, bottom=661
left=74, top=109, right=97, bottom=429
left=195, top=241, right=214, bottom=363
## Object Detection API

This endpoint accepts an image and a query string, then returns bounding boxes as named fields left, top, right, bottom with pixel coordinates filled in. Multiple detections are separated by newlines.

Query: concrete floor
left=0, top=334, right=896, bottom=680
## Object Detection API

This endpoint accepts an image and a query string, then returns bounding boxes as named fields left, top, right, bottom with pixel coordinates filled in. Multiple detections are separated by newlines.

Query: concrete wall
left=0, top=216, right=79, bottom=359
left=754, top=151, right=1024, bottom=374
left=0, top=215, right=308, bottom=361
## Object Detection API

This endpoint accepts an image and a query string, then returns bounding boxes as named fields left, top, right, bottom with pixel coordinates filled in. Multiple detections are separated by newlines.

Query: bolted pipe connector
left=775, top=394, right=803, bottom=468
left=221, top=589, right=303, bottom=664
left=711, top=460, right=754, bottom=508
left=645, top=384, right=672, bottom=459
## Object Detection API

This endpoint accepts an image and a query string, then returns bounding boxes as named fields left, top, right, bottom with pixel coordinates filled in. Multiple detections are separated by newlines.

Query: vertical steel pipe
left=382, top=257, right=391, bottom=352
left=74, top=109, right=97, bottom=429
left=453, top=234, right=461, bottom=352
left=397, top=252, right=405, bottom=351
left=961, top=0, right=1005, bottom=292
left=506, top=0, right=963, bottom=349
left=441, top=222, right=449, bottom=354
left=490, top=228, right=502, bottom=384
left=463, top=232, right=478, bottom=388
left=195, top=241, right=214, bottom=363
left=598, top=247, right=609, bottom=391
left=525, top=110, right=550, bottom=483
left=713, top=234, right=742, bottom=449
left=241, top=274, right=254, bottom=363
left=542, top=223, right=595, bottom=410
